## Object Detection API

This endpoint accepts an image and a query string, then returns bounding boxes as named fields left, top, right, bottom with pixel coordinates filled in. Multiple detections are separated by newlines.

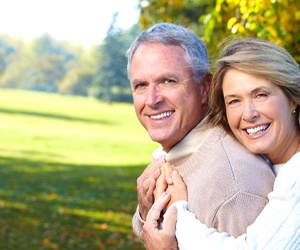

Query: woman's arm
left=142, top=192, right=179, bottom=250
left=170, top=156, right=300, bottom=249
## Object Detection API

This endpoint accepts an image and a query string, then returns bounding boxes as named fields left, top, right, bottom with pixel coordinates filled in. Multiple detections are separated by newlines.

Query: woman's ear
left=291, top=101, right=299, bottom=114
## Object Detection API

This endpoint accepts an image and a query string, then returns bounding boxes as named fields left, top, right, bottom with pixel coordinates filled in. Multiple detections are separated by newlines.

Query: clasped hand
left=137, top=159, right=188, bottom=249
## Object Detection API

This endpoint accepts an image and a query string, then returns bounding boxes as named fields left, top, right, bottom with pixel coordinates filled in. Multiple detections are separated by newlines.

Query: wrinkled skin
left=143, top=170, right=188, bottom=250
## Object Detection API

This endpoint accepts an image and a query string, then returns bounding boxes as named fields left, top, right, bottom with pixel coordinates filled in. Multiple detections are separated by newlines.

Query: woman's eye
left=256, top=92, right=269, bottom=98
left=227, top=99, right=240, bottom=105
left=254, top=92, right=270, bottom=102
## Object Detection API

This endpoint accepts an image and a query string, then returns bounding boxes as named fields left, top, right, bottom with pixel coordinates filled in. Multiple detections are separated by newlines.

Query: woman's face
left=222, top=69, right=298, bottom=163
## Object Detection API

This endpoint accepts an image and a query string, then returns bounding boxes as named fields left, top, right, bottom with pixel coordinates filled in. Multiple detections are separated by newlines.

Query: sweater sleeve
left=174, top=154, right=300, bottom=250
left=213, top=191, right=269, bottom=237
left=132, top=205, right=145, bottom=241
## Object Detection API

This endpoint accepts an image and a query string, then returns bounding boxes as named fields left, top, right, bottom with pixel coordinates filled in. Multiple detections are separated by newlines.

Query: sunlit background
left=0, top=0, right=139, bottom=47
left=0, top=0, right=299, bottom=248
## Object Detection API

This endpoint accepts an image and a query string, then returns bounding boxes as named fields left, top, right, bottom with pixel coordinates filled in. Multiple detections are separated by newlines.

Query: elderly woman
left=143, top=38, right=300, bottom=249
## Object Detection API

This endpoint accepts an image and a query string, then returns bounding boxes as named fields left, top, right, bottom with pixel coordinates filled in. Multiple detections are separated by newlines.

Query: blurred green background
left=0, top=89, right=157, bottom=249
left=1, top=1, right=299, bottom=249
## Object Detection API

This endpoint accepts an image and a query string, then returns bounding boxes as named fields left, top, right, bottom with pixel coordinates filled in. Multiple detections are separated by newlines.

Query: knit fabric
left=174, top=152, right=300, bottom=250
left=132, top=126, right=275, bottom=240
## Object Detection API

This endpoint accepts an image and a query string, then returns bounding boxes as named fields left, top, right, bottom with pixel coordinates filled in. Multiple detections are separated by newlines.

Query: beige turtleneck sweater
left=132, top=124, right=275, bottom=242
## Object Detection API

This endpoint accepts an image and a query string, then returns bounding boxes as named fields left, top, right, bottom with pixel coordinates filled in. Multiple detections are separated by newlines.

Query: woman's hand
left=166, top=170, right=188, bottom=209
left=142, top=192, right=178, bottom=250
left=153, top=162, right=174, bottom=201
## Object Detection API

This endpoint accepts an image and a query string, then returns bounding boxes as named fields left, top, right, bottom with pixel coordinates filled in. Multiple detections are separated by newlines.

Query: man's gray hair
left=126, top=22, right=210, bottom=83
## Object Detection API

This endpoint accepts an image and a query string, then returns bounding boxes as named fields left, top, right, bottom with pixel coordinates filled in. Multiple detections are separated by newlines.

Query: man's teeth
left=150, top=111, right=173, bottom=120
left=246, top=125, right=269, bottom=135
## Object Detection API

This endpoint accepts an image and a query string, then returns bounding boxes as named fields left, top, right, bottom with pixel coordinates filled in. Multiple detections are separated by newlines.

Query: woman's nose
left=242, top=101, right=259, bottom=121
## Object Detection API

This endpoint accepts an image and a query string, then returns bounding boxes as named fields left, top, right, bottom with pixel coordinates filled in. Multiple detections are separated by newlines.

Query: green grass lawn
left=0, top=89, right=158, bottom=249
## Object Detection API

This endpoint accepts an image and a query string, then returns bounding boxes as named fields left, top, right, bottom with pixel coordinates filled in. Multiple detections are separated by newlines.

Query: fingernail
left=172, top=170, right=178, bottom=175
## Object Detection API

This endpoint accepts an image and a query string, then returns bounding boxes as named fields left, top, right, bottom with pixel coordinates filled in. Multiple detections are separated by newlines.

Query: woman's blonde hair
left=207, top=38, right=300, bottom=133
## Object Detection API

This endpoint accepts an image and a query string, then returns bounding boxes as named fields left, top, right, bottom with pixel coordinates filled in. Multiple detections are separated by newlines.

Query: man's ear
left=200, top=73, right=212, bottom=105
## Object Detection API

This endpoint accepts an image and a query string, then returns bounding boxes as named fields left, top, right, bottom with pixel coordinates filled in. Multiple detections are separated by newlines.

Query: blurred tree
left=139, top=0, right=215, bottom=36
left=93, top=13, right=140, bottom=103
left=59, top=48, right=97, bottom=96
left=30, top=34, right=76, bottom=92
left=0, top=37, right=16, bottom=75
left=138, top=0, right=300, bottom=64
left=201, top=0, right=300, bottom=63
left=0, top=37, right=30, bottom=89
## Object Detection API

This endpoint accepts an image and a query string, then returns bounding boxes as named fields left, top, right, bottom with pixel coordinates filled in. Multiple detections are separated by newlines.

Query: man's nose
left=145, top=85, right=163, bottom=108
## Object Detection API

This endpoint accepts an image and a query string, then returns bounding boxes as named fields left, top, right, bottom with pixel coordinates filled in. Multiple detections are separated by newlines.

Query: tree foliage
left=0, top=37, right=16, bottom=74
left=138, top=0, right=300, bottom=64
left=0, top=21, right=138, bottom=103
left=30, top=35, right=75, bottom=92
left=59, top=48, right=97, bottom=96
left=139, top=0, right=215, bottom=35
left=1, top=1, right=299, bottom=102
left=93, top=13, right=141, bottom=103
left=202, top=0, right=300, bottom=62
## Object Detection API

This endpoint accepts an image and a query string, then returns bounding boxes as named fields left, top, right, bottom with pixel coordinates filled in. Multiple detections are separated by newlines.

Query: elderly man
left=126, top=23, right=275, bottom=249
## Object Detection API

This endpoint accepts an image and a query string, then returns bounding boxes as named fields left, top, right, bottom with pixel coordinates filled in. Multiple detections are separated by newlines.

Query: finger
left=163, top=206, right=177, bottom=236
left=144, top=168, right=161, bottom=188
left=154, top=168, right=168, bottom=199
left=172, top=169, right=185, bottom=187
left=169, top=170, right=188, bottom=202
left=144, top=159, right=164, bottom=177
left=147, top=192, right=171, bottom=221
left=140, top=168, right=160, bottom=193
left=163, top=162, right=174, bottom=184
left=137, top=164, right=160, bottom=189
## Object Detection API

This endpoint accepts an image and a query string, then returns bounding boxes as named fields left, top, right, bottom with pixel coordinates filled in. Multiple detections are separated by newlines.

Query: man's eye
left=132, top=83, right=147, bottom=93
left=164, top=79, right=175, bottom=84
left=134, top=83, right=146, bottom=89
left=161, top=79, right=177, bottom=88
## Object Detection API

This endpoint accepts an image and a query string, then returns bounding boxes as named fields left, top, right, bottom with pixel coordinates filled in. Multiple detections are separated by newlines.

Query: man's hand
left=143, top=192, right=178, bottom=250
left=137, top=158, right=164, bottom=220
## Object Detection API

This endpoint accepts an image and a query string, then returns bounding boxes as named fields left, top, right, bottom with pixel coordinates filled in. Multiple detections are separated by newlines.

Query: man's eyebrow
left=131, top=79, right=144, bottom=85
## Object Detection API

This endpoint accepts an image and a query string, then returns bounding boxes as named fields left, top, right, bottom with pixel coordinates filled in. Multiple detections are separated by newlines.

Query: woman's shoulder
left=272, top=152, right=300, bottom=193
left=277, top=152, right=300, bottom=177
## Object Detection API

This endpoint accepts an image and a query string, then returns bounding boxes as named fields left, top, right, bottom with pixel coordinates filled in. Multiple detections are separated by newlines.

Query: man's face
left=129, top=43, right=209, bottom=152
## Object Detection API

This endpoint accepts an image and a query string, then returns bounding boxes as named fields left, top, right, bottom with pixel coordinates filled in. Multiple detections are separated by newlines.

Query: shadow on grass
left=0, top=107, right=113, bottom=125
left=0, top=156, right=146, bottom=250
